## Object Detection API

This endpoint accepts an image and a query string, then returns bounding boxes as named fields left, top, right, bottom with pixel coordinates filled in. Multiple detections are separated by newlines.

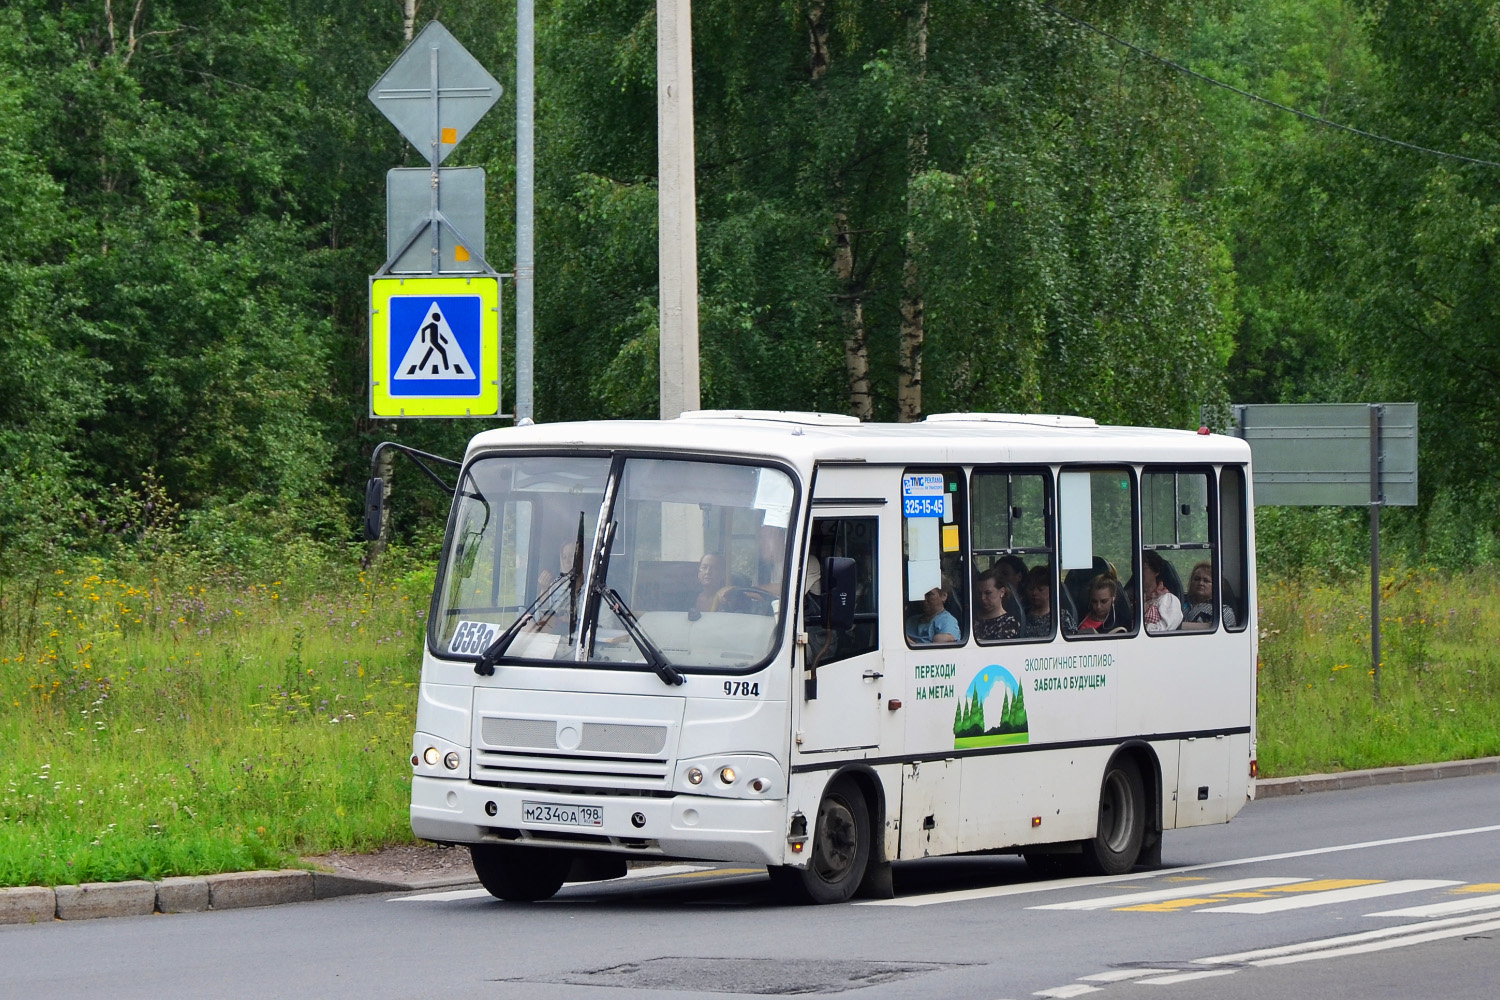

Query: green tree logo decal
left=954, top=665, right=1028, bottom=748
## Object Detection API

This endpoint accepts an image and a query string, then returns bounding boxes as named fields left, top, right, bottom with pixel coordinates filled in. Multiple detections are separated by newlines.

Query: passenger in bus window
left=1181, top=560, right=1235, bottom=629
left=994, top=554, right=1027, bottom=599
left=1022, top=565, right=1076, bottom=638
left=1141, top=550, right=1184, bottom=633
left=536, top=540, right=579, bottom=592
left=907, top=584, right=960, bottom=644
left=973, top=569, right=1021, bottom=641
left=1077, top=574, right=1125, bottom=634
left=693, top=552, right=728, bottom=612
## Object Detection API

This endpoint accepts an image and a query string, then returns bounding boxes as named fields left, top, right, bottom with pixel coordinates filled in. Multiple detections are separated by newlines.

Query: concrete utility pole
left=657, top=0, right=701, bottom=419
left=515, top=0, right=536, bottom=422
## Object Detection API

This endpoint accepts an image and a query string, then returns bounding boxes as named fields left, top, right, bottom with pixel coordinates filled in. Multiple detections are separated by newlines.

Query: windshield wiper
left=474, top=571, right=573, bottom=676
left=600, top=586, right=684, bottom=687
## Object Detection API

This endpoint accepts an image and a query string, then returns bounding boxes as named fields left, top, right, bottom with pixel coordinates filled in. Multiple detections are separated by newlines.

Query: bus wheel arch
left=1083, top=743, right=1161, bottom=875
left=771, top=767, right=882, bottom=904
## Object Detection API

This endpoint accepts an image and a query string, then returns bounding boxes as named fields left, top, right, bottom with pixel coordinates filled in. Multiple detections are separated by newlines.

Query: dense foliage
left=0, top=1, right=1496, bottom=570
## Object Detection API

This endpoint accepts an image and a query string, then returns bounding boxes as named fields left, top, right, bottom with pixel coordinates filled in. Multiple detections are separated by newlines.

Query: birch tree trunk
left=808, top=1, right=873, bottom=420
left=403, top=0, right=418, bottom=42
left=896, top=1, right=929, bottom=423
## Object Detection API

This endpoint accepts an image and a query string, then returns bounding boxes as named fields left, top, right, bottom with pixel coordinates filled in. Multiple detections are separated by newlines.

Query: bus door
left=795, top=490, right=893, bottom=754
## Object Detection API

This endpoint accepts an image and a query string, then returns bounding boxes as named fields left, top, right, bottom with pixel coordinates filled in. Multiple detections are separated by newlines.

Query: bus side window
left=970, top=468, right=1051, bottom=643
left=804, top=518, right=879, bottom=666
left=902, top=468, right=968, bottom=647
left=1143, top=468, right=1216, bottom=634
left=1219, top=466, right=1249, bottom=632
left=1060, top=468, right=1138, bottom=639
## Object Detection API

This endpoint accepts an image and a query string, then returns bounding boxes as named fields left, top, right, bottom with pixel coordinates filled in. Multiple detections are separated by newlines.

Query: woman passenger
left=1141, top=550, right=1183, bottom=633
left=1077, top=574, right=1122, bottom=633
left=973, top=569, right=1021, bottom=641
left=1022, top=565, right=1076, bottom=638
left=1181, top=560, right=1236, bottom=628
left=906, top=584, right=960, bottom=644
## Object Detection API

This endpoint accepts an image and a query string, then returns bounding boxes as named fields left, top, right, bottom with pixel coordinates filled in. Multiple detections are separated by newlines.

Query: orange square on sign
left=441, top=127, right=457, bottom=144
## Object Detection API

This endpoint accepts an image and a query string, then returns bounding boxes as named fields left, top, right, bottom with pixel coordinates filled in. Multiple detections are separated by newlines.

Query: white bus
left=407, top=411, right=1256, bottom=903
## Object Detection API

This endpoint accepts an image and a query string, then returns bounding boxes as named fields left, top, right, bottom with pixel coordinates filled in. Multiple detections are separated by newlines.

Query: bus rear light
left=1250, top=759, right=1259, bottom=778
left=423, top=747, right=440, bottom=766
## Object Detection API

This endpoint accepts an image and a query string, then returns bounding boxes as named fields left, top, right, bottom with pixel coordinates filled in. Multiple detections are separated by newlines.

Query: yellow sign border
left=371, top=275, right=500, bottom=418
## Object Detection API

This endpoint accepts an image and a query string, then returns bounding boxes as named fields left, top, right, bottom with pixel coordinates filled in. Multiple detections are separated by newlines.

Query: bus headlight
left=676, top=755, right=782, bottom=798
left=423, top=747, right=440, bottom=766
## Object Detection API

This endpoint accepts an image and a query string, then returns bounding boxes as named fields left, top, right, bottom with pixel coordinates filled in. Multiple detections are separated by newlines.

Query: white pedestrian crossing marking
left=1197, top=879, right=1461, bottom=914
left=1196, top=911, right=1500, bottom=967
left=1077, top=970, right=1176, bottom=982
left=1030, top=877, right=1307, bottom=911
left=1135, top=969, right=1237, bottom=985
left=1368, top=892, right=1500, bottom=918
left=1032, top=985, right=1101, bottom=998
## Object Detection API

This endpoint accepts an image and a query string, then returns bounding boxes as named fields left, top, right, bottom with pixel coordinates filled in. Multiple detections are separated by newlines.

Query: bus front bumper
left=411, top=776, right=787, bottom=867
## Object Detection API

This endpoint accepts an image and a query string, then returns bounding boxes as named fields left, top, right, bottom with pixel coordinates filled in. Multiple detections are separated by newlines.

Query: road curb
left=1256, top=755, right=1500, bottom=799
left=0, top=868, right=410, bottom=925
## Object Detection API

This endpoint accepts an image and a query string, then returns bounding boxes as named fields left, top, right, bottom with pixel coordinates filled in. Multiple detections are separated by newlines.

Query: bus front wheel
left=1082, top=758, right=1146, bottom=875
left=470, top=844, right=569, bottom=901
left=768, top=777, right=870, bottom=904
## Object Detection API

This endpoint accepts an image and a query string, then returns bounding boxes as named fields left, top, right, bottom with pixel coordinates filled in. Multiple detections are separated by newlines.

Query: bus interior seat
left=1058, top=581, right=1078, bottom=626
left=633, top=561, right=700, bottom=613
left=1159, top=559, right=1184, bottom=600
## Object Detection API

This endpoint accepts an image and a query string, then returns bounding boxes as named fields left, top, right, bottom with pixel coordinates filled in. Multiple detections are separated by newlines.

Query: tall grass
left=1257, top=568, right=1500, bottom=776
left=4, top=550, right=1498, bottom=886
left=0, top=557, right=432, bottom=887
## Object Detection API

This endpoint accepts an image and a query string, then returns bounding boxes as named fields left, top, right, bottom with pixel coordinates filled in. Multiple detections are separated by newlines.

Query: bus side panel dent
left=417, top=682, right=474, bottom=748
left=780, top=765, right=901, bottom=868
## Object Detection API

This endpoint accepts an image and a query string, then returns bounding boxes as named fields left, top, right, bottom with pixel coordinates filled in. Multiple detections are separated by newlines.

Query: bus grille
left=480, top=716, right=668, bottom=756
left=471, top=749, right=670, bottom=791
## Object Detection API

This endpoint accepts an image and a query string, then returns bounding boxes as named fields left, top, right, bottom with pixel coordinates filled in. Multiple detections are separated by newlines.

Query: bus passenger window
left=1059, top=468, right=1138, bottom=639
left=970, top=469, right=1050, bottom=643
left=902, top=468, right=968, bottom=647
left=1143, top=469, right=1215, bottom=634
left=1220, top=466, right=1249, bottom=632
left=804, top=518, right=878, bottom=666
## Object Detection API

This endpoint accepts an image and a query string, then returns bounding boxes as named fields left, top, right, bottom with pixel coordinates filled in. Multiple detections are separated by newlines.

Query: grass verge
left=0, top=558, right=430, bottom=887
left=1257, top=568, right=1500, bottom=776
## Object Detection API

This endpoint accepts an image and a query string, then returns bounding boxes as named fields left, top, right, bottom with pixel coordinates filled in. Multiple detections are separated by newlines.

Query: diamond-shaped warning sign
left=368, top=21, right=502, bottom=165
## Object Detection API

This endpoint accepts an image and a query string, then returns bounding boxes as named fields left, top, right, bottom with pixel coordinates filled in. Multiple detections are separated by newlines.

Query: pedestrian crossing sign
left=370, top=275, right=500, bottom=417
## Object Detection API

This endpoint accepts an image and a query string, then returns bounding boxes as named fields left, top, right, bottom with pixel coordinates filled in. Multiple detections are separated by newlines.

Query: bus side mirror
left=823, top=556, right=856, bottom=632
left=363, top=477, right=384, bottom=541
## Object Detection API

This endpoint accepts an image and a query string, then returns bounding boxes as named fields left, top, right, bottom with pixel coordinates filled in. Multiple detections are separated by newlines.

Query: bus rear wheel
left=470, top=844, right=570, bottom=901
left=768, top=777, right=870, bottom=904
left=1081, top=758, right=1146, bottom=875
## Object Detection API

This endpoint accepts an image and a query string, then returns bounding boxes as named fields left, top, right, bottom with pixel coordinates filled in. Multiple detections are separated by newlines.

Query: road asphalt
left=2, top=768, right=1498, bottom=999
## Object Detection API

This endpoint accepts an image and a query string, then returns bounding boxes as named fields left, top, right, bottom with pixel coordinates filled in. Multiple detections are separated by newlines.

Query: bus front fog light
left=687, top=767, right=703, bottom=785
left=423, top=747, right=440, bottom=766
left=443, top=751, right=461, bottom=770
left=718, top=767, right=736, bottom=785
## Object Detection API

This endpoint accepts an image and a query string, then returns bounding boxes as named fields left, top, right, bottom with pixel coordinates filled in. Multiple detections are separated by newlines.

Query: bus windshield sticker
left=752, top=467, right=794, bottom=528
left=903, top=473, right=945, bottom=517
left=448, top=619, right=500, bottom=656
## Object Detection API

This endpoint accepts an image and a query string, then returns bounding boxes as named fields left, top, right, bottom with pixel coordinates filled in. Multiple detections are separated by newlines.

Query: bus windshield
left=430, top=453, right=797, bottom=673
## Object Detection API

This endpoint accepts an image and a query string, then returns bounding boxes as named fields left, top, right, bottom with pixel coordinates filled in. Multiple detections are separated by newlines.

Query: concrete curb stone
left=0, top=886, right=55, bottom=925
left=311, top=872, right=408, bottom=900
left=1255, top=754, right=1500, bottom=799
left=156, top=876, right=211, bottom=914
left=54, top=880, right=156, bottom=920
left=206, top=869, right=314, bottom=910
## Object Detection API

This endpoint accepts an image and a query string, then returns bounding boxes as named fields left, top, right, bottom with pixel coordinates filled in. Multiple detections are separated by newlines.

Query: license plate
left=522, top=800, right=603, bottom=828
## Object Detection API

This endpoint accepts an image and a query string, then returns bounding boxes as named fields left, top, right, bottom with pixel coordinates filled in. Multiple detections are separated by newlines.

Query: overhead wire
left=1037, top=2, right=1500, bottom=170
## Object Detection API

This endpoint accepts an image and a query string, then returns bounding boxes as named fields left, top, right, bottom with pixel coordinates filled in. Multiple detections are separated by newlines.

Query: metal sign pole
left=657, top=0, right=701, bottom=419
left=429, top=43, right=441, bottom=274
left=1370, top=403, right=1383, bottom=700
left=515, top=0, right=535, bottom=422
